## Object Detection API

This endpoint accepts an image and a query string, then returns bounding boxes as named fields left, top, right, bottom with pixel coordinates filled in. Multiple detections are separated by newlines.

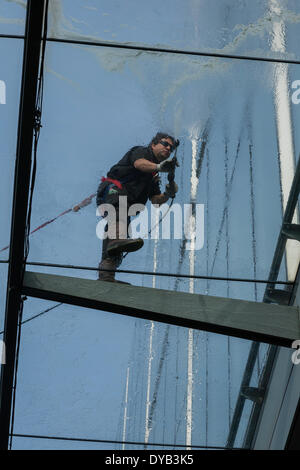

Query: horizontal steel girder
left=22, top=271, right=300, bottom=348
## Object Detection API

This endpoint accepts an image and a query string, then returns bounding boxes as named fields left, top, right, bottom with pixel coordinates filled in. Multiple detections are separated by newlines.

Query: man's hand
left=164, top=182, right=178, bottom=198
left=156, top=158, right=176, bottom=173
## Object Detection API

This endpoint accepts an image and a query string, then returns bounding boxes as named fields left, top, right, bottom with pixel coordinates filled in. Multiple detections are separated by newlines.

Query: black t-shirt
left=107, top=146, right=161, bottom=205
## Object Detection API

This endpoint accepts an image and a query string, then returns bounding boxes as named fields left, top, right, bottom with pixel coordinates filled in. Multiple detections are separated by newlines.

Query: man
left=96, top=132, right=179, bottom=283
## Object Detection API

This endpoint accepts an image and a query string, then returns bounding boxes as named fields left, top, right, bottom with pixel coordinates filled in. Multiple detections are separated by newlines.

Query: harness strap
left=101, top=176, right=123, bottom=189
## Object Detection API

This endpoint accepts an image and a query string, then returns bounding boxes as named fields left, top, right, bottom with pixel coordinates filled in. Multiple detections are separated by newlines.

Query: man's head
left=150, top=132, right=179, bottom=162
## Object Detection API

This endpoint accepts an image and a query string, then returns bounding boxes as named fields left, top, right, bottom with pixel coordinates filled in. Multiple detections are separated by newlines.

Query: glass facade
left=1, top=0, right=299, bottom=450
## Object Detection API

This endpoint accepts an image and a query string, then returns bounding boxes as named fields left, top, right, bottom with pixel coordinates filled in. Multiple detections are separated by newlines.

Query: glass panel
left=0, top=0, right=27, bottom=36
left=47, top=0, right=300, bottom=62
left=0, top=38, right=24, bottom=259
left=11, top=436, right=118, bottom=450
left=12, top=299, right=137, bottom=447
left=11, top=299, right=262, bottom=449
left=233, top=399, right=255, bottom=448
left=27, top=41, right=299, bottom=299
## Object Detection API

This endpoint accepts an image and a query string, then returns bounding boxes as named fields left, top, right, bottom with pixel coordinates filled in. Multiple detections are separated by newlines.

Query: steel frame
left=0, top=0, right=46, bottom=450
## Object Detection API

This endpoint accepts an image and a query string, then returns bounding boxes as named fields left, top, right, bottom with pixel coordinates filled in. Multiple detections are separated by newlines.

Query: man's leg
left=97, top=213, right=137, bottom=283
left=98, top=236, right=123, bottom=282
left=97, top=188, right=143, bottom=282
left=104, top=189, right=143, bottom=257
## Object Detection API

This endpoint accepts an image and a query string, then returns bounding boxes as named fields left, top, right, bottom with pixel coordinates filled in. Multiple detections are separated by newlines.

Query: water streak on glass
left=47, top=0, right=300, bottom=61
left=0, top=0, right=27, bottom=36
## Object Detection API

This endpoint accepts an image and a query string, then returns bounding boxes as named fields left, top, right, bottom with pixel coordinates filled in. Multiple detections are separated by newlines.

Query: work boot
left=97, top=258, right=131, bottom=285
left=98, top=257, right=116, bottom=282
left=106, top=220, right=144, bottom=257
left=107, top=238, right=144, bottom=257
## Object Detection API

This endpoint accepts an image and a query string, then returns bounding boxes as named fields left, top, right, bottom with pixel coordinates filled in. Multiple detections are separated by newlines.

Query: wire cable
left=25, top=258, right=293, bottom=285
left=8, top=297, right=24, bottom=450
left=10, top=432, right=242, bottom=450
left=45, top=36, right=300, bottom=66
left=0, top=302, right=63, bottom=336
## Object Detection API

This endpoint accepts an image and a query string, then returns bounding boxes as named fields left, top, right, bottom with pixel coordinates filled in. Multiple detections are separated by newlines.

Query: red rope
left=0, top=193, right=96, bottom=253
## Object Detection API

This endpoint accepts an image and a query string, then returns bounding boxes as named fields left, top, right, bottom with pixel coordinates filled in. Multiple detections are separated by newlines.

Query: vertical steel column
left=0, top=0, right=46, bottom=450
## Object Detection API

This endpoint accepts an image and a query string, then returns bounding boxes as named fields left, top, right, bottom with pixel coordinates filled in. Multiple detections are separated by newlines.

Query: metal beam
left=240, top=386, right=265, bottom=404
left=264, top=155, right=300, bottom=301
left=264, top=288, right=292, bottom=305
left=0, top=1, right=46, bottom=450
left=282, top=223, right=300, bottom=242
left=22, top=271, right=300, bottom=348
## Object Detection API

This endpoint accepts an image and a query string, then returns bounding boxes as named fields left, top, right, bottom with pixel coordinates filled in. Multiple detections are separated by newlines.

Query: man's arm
left=133, top=158, right=157, bottom=173
left=133, top=158, right=175, bottom=173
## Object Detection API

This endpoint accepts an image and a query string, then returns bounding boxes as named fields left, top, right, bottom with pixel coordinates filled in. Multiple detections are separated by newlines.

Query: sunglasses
left=159, top=140, right=175, bottom=152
